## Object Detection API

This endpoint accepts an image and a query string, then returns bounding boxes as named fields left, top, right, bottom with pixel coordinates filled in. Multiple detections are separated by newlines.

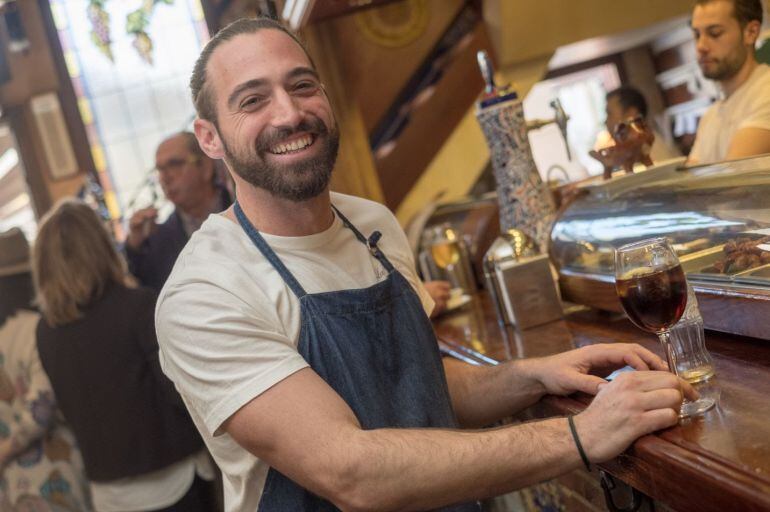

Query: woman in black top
left=33, top=200, right=216, bottom=512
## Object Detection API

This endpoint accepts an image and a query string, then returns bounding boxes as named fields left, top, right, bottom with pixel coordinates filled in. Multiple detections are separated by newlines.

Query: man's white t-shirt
left=156, top=192, right=433, bottom=512
left=689, top=63, right=770, bottom=164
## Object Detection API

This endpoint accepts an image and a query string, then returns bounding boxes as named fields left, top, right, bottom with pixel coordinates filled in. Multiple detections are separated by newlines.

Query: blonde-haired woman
left=33, top=200, right=216, bottom=512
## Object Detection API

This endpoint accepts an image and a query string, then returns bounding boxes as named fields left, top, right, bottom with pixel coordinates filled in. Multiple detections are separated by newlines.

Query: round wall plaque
left=354, top=0, right=429, bottom=48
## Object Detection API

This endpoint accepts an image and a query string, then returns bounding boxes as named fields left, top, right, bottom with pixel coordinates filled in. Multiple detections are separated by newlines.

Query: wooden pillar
left=0, top=0, right=93, bottom=217
left=302, top=23, right=385, bottom=203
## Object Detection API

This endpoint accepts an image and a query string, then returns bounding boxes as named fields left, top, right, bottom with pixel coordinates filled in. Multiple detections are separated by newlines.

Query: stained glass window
left=49, top=0, right=209, bottom=223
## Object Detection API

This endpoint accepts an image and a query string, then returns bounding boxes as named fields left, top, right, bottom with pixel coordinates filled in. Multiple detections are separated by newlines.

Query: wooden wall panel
left=373, top=22, right=489, bottom=208
left=484, top=0, right=695, bottom=69
left=0, top=2, right=57, bottom=106
left=0, top=0, right=90, bottom=215
left=329, top=0, right=465, bottom=134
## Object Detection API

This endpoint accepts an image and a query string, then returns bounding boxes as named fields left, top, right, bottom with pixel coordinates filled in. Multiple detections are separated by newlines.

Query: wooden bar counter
left=433, top=293, right=770, bottom=512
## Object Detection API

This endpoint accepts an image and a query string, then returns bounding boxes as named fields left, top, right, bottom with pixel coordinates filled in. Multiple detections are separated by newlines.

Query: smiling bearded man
left=219, top=114, right=339, bottom=202
left=155, top=16, right=692, bottom=512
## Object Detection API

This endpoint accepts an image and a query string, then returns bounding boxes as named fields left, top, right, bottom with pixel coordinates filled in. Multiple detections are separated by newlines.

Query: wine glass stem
left=658, top=330, right=678, bottom=375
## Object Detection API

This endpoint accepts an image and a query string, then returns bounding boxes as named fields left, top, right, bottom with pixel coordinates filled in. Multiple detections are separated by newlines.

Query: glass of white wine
left=428, top=224, right=461, bottom=276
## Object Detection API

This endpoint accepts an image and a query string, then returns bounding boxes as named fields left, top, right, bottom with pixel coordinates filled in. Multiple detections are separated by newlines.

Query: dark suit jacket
left=36, top=284, right=203, bottom=481
left=126, top=210, right=187, bottom=292
left=126, top=188, right=231, bottom=291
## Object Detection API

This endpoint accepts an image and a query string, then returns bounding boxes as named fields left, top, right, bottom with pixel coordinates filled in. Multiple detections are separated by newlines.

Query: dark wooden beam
left=36, top=0, right=96, bottom=191
left=369, top=3, right=489, bottom=208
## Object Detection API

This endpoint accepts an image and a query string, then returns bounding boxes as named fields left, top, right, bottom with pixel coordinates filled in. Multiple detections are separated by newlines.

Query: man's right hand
left=423, top=280, right=452, bottom=317
left=127, top=207, right=158, bottom=250
left=573, top=370, right=696, bottom=463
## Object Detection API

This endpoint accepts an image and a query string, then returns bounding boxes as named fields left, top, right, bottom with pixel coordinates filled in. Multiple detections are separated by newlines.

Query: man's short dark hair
left=190, top=17, right=313, bottom=123
left=606, top=86, right=649, bottom=118
left=695, top=0, right=764, bottom=27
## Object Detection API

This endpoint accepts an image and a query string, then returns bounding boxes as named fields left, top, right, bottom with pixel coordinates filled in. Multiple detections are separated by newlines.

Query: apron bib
left=234, top=202, right=480, bottom=512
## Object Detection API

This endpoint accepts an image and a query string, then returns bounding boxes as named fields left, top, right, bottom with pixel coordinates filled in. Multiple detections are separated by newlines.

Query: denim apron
left=234, top=202, right=480, bottom=512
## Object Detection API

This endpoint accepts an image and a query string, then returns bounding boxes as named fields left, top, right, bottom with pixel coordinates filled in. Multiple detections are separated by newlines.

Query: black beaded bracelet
left=567, top=415, right=591, bottom=471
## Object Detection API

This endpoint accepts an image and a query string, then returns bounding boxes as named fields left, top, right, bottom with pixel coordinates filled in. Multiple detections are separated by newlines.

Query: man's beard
left=221, top=117, right=340, bottom=202
left=701, top=44, right=748, bottom=81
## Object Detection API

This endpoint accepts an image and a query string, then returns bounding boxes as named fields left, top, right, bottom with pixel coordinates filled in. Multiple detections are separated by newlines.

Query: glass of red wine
left=615, top=237, right=715, bottom=417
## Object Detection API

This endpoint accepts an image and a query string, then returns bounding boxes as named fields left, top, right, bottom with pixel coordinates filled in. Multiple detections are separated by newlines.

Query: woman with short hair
left=33, top=199, right=217, bottom=512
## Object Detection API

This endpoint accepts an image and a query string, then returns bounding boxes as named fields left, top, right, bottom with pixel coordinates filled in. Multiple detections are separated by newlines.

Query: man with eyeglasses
left=602, top=86, right=680, bottom=164
left=125, top=131, right=231, bottom=291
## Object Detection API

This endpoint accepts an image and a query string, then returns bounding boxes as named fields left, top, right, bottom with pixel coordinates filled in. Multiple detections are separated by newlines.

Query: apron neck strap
left=233, top=201, right=397, bottom=299
left=331, top=205, right=395, bottom=273
left=234, top=201, right=307, bottom=298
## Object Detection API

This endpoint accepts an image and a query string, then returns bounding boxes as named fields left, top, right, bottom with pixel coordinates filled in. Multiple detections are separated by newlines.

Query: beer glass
left=615, top=237, right=715, bottom=417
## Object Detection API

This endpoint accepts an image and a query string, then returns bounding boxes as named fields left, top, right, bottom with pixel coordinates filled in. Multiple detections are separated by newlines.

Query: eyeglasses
left=613, top=116, right=646, bottom=132
left=155, top=156, right=199, bottom=174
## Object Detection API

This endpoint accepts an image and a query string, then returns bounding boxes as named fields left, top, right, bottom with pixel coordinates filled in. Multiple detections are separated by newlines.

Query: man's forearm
left=231, top=357, right=684, bottom=511
left=443, top=358, right=545, bottom=428
left=336, top=417, right=580, bottom=511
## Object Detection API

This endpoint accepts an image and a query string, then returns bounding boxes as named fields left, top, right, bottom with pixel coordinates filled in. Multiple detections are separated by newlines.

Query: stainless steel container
left=484, top=230, right=563, bottom=329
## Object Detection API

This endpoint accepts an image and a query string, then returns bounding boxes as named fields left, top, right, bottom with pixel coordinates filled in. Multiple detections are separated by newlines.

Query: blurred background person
left=689, top=0, right=770, bottom=163
left=33, top=200, right=217, bottom=512
left=0, top=228, right=91, bottom=511
left=601, top=86, right=681, bottom=163
left=125, top=132, right=232, bottom=291
left=423, top=279, right=452, bottom=317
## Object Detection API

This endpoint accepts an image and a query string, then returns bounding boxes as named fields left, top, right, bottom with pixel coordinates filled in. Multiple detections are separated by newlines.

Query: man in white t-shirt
left=155, top=18, right=695, bottom=512
left=689, top=0, right=770, bottom=164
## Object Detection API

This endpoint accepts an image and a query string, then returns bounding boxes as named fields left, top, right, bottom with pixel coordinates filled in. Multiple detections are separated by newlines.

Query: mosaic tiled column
left=476, top=97, right=556, bottom=253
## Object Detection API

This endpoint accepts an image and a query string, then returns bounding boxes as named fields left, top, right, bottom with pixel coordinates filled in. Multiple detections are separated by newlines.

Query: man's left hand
left=526, top=343, right=668, bottom=396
